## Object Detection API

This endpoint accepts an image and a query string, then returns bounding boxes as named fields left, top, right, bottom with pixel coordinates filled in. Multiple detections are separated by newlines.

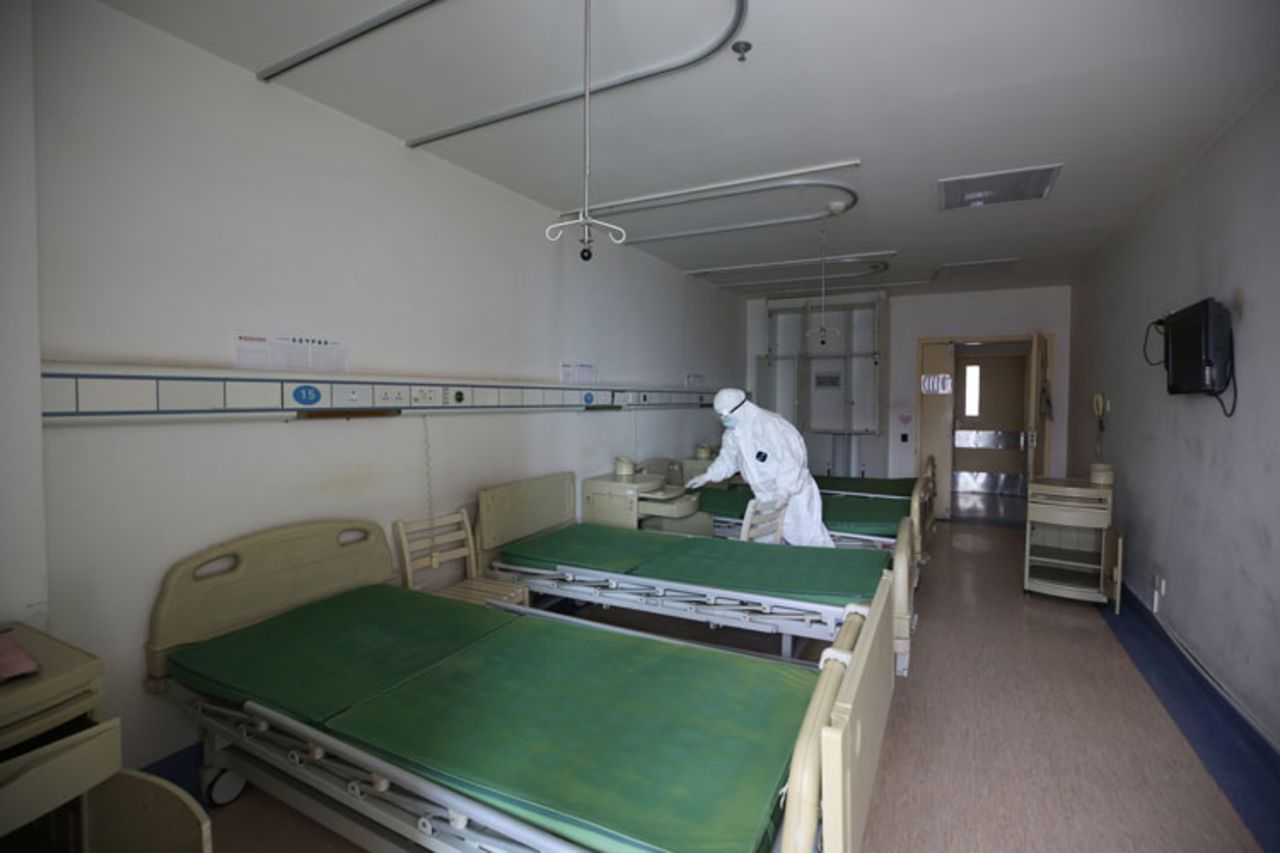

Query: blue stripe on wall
left=1104, top=589, right=1280, bottom=851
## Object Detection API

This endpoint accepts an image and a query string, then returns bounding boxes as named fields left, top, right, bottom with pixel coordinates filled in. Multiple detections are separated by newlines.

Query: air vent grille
left=939, top=165, right=1062, bottom=210
left=936, top=257, right=1021, bottom=277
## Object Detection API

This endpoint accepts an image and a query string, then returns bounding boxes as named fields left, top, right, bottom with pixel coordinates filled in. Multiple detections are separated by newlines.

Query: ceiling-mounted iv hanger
left=806, top=206, right=845, bottom=347
left=545, top=0, right=626, bottom=261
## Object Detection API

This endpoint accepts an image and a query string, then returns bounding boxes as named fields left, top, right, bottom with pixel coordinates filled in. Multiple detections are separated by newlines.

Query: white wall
left=887, top=286, right=1072, bottom=478
left=0, top=0, right=49, bottom=627
left=35, top=0, right=743, bottom=766
left=1069, top=81, right=1280, bottom=744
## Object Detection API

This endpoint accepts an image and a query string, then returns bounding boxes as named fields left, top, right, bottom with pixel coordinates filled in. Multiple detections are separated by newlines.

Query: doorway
left=953, top=343, right=1029, bottom=524
left=917, top=334, right=1051, bottom=524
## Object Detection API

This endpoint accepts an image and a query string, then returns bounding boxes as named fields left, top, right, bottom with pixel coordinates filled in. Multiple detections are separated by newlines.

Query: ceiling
left=103, top=0, right=1280, bottom=298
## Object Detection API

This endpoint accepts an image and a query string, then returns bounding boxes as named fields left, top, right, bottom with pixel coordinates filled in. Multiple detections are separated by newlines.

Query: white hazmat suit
left=685, top=388, right=835, bottom=548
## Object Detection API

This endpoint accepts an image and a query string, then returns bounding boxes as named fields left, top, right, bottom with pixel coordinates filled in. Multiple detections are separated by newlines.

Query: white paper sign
left=921, top=373, right=953, bottom=395
left=235, top=331, right=348, bottom=373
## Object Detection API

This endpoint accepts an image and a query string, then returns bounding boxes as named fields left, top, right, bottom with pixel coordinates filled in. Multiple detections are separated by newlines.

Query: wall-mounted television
left=1162, top=298, right=1233, bottom=395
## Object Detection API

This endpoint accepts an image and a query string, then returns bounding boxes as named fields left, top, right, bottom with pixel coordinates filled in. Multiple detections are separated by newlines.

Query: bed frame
left=709, top=512, right=896, bottom=552
left=146, top=518, right=895, bottom=853
left=813, top=454, right=937, bottom=570
left=479, top=473, right=916, bottom=674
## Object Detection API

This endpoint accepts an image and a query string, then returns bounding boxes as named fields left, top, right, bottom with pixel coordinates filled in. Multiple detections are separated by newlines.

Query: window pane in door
left=964, top=364, right=981, bottom=416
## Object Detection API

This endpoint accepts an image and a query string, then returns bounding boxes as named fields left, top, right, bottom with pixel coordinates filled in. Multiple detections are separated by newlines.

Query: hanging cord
left=1142, top=320, right=1166, bottom=366
left=421, top=415, right=435, bottom=527
left=1214, top=359, right=1238, bottom=417
left=805, top=220, right=842, bottom=346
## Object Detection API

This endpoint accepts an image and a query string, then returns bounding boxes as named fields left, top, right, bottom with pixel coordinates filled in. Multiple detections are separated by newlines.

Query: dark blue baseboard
left=142, top=741, right=204, bottom=804
left=1103, top=588, right=1280, bottom=851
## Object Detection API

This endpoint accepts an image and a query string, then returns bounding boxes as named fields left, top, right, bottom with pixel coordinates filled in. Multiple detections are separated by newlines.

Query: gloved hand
left=685, top=474, right=711, bottom=490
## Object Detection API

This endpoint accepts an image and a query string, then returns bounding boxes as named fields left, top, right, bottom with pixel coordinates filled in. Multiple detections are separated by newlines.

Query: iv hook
left=545, top=0, right=627, bottom=260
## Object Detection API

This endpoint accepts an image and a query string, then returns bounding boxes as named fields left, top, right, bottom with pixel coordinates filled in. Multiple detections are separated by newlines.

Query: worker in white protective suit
left=685, top=388, right=835, bottom=548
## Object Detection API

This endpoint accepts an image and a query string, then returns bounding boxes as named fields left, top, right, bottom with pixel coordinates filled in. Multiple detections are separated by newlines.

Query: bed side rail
left=146, top=519, right=392, bottom=689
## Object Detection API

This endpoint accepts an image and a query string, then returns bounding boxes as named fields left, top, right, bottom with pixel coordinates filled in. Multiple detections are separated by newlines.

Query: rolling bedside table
left=1024, top=478, right=1124, bottom=613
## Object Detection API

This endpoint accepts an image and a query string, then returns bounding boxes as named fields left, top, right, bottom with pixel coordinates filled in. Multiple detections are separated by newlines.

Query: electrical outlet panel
left=411, top=386, right=441, bottom=406
left=445, top=387, right=471, bottom=406
left=375, top=385, right=409, bottom=407
left=333, top=384, right=373, bottom=408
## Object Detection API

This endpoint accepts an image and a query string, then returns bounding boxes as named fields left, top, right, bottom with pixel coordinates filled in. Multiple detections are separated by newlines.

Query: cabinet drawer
left=1027, top=502, right=1111, bottom=529
left=0, top=717, right=121, bottom=836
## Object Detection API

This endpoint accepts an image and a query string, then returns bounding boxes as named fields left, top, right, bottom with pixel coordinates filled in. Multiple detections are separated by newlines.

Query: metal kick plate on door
left=953, top=472, right=1028, bottom=495
left=953, top=429, right=1025, bottom=449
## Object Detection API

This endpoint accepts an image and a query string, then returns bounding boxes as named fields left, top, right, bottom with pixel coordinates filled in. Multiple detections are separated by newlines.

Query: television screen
left=1163, top=298, right=1232, bottom=395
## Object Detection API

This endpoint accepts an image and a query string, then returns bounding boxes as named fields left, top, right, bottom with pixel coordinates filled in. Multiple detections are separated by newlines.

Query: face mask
left=720, top=415, right=738, bottom=429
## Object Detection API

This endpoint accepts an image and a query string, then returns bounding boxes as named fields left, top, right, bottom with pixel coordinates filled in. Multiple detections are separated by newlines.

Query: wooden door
left=918, top=342, right=955, bottom=518
left=953, top=352, right=1028, bottom=493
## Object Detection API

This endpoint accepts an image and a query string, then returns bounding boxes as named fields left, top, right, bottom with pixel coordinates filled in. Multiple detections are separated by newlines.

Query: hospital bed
left=816, top=457, right=936, bottom=563
left=695, top=487, right=909, bottom=551
left=476, top=473, right=916, bottom=674
left=814, top=456, right=935, bottom=501
left=652, top=453, right=935, bottom=566
left=145, top=518, right=895, bottom=852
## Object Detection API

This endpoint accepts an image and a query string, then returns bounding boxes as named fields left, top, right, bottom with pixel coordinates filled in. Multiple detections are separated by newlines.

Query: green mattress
left=814, top=475, right=916, bottom=498
left=500, top=523, right=888, bottom=607
left=167, top=585, right=514, bottom=725
left=695, top=488, right=908, bottom=539
left=170, top=586, right=816, bottom=852
left=498, top=522, right=685, bottom=573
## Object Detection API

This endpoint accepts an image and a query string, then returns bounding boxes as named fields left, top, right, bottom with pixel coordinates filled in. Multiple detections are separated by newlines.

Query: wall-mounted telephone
left=1093, top=392, right=1108, bottom=461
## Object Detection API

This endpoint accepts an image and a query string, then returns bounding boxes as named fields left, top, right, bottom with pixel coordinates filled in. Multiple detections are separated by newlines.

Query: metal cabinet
left=1024, top=478, right=1123, bottom=613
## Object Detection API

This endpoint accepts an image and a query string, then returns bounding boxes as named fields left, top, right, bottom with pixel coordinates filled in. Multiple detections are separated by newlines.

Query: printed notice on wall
left=560, top=362, right=597, bottom=385
left=234, top=331, right=349, bottom=373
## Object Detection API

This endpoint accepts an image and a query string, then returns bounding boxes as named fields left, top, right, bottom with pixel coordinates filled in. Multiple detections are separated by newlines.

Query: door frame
left=915, top=333, right=1055, bottom=513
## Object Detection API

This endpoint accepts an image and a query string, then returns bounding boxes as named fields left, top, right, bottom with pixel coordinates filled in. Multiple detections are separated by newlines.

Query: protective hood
left=712, top=388, right=759, bottom=428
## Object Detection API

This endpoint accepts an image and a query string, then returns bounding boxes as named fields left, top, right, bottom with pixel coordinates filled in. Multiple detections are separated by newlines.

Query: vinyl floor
left=209, top=523, right=1257, bottom=852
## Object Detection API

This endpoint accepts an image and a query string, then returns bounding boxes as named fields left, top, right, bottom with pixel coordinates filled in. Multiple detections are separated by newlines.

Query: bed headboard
left=474, top=472, right=576, bottom=551
left=146, top=519, right=392, bottom=687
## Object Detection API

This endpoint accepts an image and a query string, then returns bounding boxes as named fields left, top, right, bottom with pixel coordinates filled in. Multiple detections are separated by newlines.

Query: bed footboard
left=892, top=517, right=914, bottom=677
left=778, top=571, right=894, bottom=853
left=821, top=571, right=895, bottom=852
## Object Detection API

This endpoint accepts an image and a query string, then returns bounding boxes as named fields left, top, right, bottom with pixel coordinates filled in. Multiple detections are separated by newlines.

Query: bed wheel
left=205, top=768, right=247, bottom=807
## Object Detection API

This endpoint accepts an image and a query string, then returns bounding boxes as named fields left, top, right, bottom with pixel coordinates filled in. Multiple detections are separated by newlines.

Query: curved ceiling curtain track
left=255, top=0, right=749, bottom=148
left=251, top=0, right=866, bottom=257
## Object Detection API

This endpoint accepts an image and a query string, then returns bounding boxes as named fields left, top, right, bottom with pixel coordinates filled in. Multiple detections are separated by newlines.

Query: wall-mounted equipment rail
left=41, top=364, right=711, bottom=426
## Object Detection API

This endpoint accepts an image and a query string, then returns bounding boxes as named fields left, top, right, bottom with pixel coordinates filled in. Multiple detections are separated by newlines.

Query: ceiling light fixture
left=545, top=0, right=625, bottom=261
